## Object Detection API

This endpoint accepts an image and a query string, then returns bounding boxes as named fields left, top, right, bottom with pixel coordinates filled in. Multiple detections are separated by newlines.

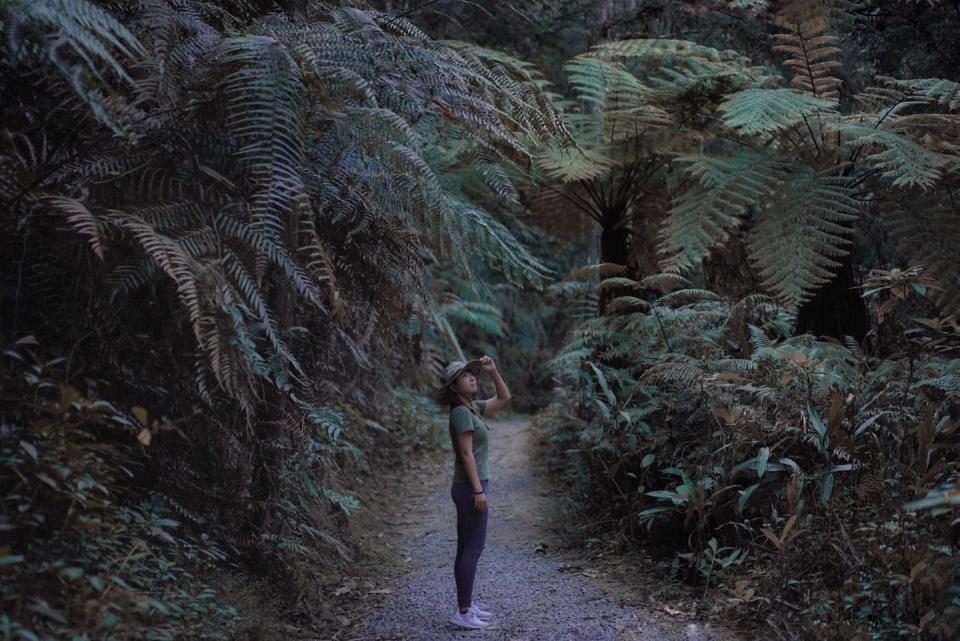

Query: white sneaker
left=450, top=607, right=490, bottom=629
left=469, top=603, right=493, bottom=620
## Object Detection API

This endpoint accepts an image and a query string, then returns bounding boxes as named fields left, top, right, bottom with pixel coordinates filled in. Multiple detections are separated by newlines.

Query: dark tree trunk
left=794, top=251, right=870, bottom=343
left=598, top=211, right=630, bottom=316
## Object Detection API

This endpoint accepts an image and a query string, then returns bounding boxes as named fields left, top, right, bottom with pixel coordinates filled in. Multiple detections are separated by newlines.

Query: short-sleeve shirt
left=449, top=399, right=490, bottom=483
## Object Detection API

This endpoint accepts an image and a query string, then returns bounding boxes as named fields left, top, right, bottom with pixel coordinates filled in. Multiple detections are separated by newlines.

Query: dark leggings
left=451, top=478, right=489, bottom=611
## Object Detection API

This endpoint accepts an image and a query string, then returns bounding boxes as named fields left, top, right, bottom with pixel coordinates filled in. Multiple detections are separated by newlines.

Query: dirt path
left=348, top=415, right=742, bottom=641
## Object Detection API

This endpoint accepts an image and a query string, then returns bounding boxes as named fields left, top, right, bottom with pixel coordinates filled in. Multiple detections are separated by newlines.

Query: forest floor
left=331, top=414, right=745, bottom=641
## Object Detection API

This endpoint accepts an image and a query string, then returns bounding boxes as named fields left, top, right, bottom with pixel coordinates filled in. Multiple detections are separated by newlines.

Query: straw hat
left=435, top=358, right=483, bottom=397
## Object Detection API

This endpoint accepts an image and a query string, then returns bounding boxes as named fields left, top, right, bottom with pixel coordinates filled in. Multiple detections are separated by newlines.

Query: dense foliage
left=0, top=0, right=569, bottom=638
left=523, top=2, right=960, bottom=640
left=3, top=1, right=960, bottom=640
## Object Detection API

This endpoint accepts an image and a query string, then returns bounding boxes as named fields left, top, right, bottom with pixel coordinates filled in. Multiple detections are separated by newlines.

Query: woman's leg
left=452, top=479, right=489, bottom=612
left=451, top=483, right=466, bottom=587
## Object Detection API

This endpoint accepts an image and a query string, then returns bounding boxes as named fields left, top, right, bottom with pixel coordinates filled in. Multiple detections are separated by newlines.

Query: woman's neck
left=455, top=395, right=477, bottom=412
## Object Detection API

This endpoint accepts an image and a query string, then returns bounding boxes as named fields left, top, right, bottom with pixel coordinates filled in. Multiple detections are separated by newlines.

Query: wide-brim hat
left=435, top=358, right=483, bottom=395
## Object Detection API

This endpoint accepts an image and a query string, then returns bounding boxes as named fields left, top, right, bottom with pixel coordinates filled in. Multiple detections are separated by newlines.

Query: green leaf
left=738, top=483, right=759, bottom=512
left=19, top=441, right=38, bottom=461
left=807, top=402, right=828, bottom=452
left=820, top=472, right=834, bottom=505
left=747, top=170, right=859, bottom=310
left=587, top=362, right=617, bottom=407
left=756, top=447, right=770, bottom=477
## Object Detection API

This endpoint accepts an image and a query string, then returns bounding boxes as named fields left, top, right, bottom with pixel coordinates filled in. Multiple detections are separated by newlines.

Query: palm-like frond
left=832, top=121, right=955, bottom=190
left=657, top=152, right=785, bottom=272
left=719, top=87, right=838, bottom=137
left=747, top=170, right=859, bottom=310
left=220, top=33, right=307, bottom=240
left=771, top=17, right=843, bottom=103
left=4, top=0, right=568, bottom=416
left=586, top=38, right=765, bottom=102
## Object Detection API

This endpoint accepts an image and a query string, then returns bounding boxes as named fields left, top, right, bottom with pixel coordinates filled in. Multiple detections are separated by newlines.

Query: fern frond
left=657, top=152, right=785, bottom=272
left=883, top=200, right=960, bottom=315
left=832, top=121, right=953, bottom=189
left=219, top=34, right=307, bottom=238
left=43, top=195, right=106, bottom=259
left=563, top=55, right=650, bottom=108
left=639, top=356, right=706, bottom=387
left=536, top=145, right=616, bottom=183
left=597, top=276, right=644, bottom=291
left=440, top=298, right=505, bottom=337
left=638, top=272, right=693, bottom=292
left=604, top=296, right=651, bottom=315
left=874, top=77, right=960, bottom=112
left=9, top=0, right=144, bottom=133
left=747, top=323, right=775, bottom=352
left=719, top=88, right=838, bottom=136
left=566, top=263, right=630, bottom=281
left=656, top=288, right=721, bottom=307
left=771, top=17, right=843, bottom=102
left=747, top=170, right=859, bottom=309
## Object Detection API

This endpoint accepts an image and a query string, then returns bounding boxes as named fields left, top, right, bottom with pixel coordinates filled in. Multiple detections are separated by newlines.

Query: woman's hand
left=473, top=490, right=487, bottom=511
left=479, top=355, right=496, bottom=372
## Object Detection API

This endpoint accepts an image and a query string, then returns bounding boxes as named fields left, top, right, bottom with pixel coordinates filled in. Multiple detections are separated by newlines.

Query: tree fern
left=771, top=15, right=843, bottom=102
left=657, top=152, right=786, bottom=273
left=220, top=33, right=308, bottom=240
left=719, top=87, right=838, bottom=137
left=831, top=121, right=954, bottom=190
left=2, top=0, right=569, bottom=417
left=747, top=170, right=859, bottom=310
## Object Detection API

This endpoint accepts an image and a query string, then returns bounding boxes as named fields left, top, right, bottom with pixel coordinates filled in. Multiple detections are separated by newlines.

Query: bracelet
left=473, top=490, right=484, bottom=494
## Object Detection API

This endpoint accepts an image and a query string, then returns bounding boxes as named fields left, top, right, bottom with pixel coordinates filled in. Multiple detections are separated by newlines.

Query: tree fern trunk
left=794, top=250, right=869, bottom=343
left=598, top=214, right=629, bottom=315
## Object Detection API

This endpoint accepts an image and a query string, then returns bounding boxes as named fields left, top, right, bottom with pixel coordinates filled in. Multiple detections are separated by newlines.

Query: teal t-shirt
left=449, top=399, right=490, bottom=483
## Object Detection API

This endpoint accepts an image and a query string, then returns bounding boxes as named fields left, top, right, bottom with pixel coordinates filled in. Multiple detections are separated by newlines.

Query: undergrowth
left=534, top=270, right=960, bottom=640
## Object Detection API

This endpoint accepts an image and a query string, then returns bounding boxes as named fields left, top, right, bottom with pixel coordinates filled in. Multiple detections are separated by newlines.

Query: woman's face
left=452, top=370, right=477, bottom=398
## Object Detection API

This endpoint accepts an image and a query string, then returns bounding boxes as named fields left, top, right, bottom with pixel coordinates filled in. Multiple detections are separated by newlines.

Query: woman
left=434, top=355, right=511, bottom=630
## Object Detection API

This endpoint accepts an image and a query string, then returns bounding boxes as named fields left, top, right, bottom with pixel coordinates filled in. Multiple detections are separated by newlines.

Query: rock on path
left=350, top=416, right=740, bottom=641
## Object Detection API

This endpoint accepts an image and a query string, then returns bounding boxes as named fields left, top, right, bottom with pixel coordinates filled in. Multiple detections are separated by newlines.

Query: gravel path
left=350, top=416, right=741, bottom=641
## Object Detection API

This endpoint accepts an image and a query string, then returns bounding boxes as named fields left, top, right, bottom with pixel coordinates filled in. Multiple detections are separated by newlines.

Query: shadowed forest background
left=2, top=0, right=960, bottom=639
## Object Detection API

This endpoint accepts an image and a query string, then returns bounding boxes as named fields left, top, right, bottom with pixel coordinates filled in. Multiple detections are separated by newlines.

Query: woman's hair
left=435, top=384, right=465, bottom=408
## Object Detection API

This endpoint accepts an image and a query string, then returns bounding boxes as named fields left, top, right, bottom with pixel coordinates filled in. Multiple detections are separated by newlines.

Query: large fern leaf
left=657, top=152, right=786, bottom=272
left=719, top=87, right=838, bottom=136
left=747, top=169, right=859, bottom=310
left=831, top=122, right=954, bottom=190
left=771, top=17, right=843, bottom=103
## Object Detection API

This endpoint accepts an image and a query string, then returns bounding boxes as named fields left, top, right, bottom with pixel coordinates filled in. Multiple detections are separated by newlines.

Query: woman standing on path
left=434, top=355, right=511, bottom=630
